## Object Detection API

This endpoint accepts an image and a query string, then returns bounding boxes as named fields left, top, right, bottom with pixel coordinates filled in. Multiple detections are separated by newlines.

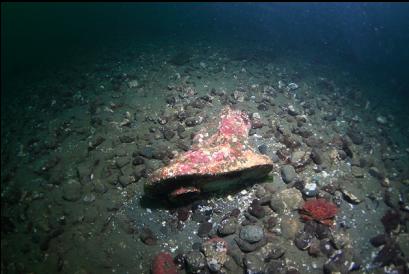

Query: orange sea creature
left=299, top=198, right=338, bottom=226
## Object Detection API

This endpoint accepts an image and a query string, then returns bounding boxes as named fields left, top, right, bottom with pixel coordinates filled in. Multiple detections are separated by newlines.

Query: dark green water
left=2, top=3, right=409, bottom=274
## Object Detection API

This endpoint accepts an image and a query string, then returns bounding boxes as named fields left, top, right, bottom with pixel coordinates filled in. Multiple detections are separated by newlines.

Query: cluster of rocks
left=2, top=41, right=409, bottom=274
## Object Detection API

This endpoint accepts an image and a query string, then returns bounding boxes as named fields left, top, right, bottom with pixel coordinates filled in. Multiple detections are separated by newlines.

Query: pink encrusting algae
left=145, top=106, right=274, bottom=200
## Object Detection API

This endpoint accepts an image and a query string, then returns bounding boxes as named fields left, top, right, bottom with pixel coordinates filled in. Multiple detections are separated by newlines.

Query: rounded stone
left=270, top=188, right=303, bottom=214
left=302, top=182, right=318, bottom=197
left=62, top=179, right=82, bottom=202
left=185, top=250, right=206, bottom=273
left=218, top=218, right=237, bottom=236
left=240, top=225, right=264, bottom=243
left=280, top=165, right=297, bottom=183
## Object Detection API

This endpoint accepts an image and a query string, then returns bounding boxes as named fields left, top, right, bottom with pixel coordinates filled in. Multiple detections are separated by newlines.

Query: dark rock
left=162, top=128, right=176, bottom=141
left=280, top=165, right=297, bottom=183
left=185, top=117, right=202, bottom=127
left=139, top=146, right=154, bottom=158
left=140, top=227, right=157, bottom=245
left=132, top=156, right=145, bottom=165
left=310, top=148, right=324, bottom=165
left=303, top=221, right=318, bottom=235
left=286, top=268, right=301, bottom=274
left=88, top=136, right=105, bottom=151
left=177, top=207, right=190, bottom=222
left=218, top=218, right=237, bottom=236
left=248, top=199, right=266, bottom=218
left=320, top=239, right=335, bottom=257
left=381, top=210, right=401, bottom=233
left=243, top=212, right=259, bottom=225
left=294, top=231, right=313, bottom=250
left=115, top=157, right=130, bottom=168
left=305, top=136, right=323, bottom=148
left=347, top=129, right=363, bottom=145
left=266, top=245, right=285, bottom=260
left=258, top=144, right=268, bottom=155
left=308, top=238, right=321, bottom=257
left=271, top=153, right=280, bottom=163
left=315, top=223, right=331, bottom=240
left=370, top=234, right=387, bottom=247
left=1, top=216, right=15, bottom=234
left=40, top=228, right=64, bottom=251
left=174, top=253, right=186, bottom=270
left=192, top=242, right=202, bottom=250
left=230, top=208, right=241, bottom=218
left=62, top=179, right=82, bottom=202
left=197, top=222, right=213, bottom=238
left=257, top=103, right=268, bottom=111
left=177, top=124, right=185, bottom=137
left=374, top=240, right=403, bottom=267
left=265, top=259, right=286, bottom=273
left=281, top=134, right=301, bottom=149
left=118, top=175, right=133, bottom=187
left=323, top=251, right=348, bottom=274
left=166, top=96, right=176, bottom=105
left=342, top=139, right=353, bottom=158
left=235, top=237, right=267, bottom=252
left=369, top=167, right=385, bottom=179
left=185, top=250, right=206, bottom=273
left=265, top=216, right=278, bottom=231
left=244, top=253, right=264, bottom=273
left=77, top=164, right=91, bottom=183
left=119, top=135, right=135, bottom=143
left=92, top=180, right=108, bottom=194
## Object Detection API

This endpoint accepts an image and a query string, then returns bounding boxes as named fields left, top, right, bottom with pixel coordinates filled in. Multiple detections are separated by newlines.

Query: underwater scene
left=1, top=3, right=409, bottom=274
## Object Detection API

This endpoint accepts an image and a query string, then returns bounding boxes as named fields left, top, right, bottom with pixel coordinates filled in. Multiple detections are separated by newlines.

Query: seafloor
left=1, top=39, right=409, bottom=274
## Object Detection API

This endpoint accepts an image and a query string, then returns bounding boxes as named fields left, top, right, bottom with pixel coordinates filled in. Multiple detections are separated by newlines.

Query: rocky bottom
left=1, top=41, right=408, bottom=273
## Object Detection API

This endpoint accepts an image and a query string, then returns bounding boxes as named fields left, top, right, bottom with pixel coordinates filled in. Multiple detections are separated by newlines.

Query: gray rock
left=369, top=167, right=385, bottom=179
left=351, top=166, right=364, bottom=178
left=271, top=153, right=280, bottom=163
left=62, top=179, right=82, bottom=201
left=118, top=175, right=133, bottom=187
left=77, top=164, right=91, bottom=183
left=270, top=188, right=303, bottom=214
left=139, top=146, right=154, bottom=158
left=244, top=253, right=264, bottom=274
left=185, top=250, right=206, bottom=273
left=240, top=225, right=264, bottom=243
left=93, top=180, right=108, bottom=194
left=235, top=236, right=267, bottom=252
left=280, top=165, right=297, bottom=183
left=280, top=216, right=301, bottom=240
left=119, top=135, right=135, bottom=143
left=115, top=157, right=130, bottom=168
left=218, top=218, right=237, bottom=236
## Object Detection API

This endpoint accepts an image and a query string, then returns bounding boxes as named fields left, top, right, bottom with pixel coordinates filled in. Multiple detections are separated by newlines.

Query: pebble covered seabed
left=1, top=39, right=409, bottom=274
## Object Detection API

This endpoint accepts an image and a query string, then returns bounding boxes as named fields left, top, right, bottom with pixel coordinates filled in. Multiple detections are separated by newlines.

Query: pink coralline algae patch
left=145, top=106, right=274, bottom=200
